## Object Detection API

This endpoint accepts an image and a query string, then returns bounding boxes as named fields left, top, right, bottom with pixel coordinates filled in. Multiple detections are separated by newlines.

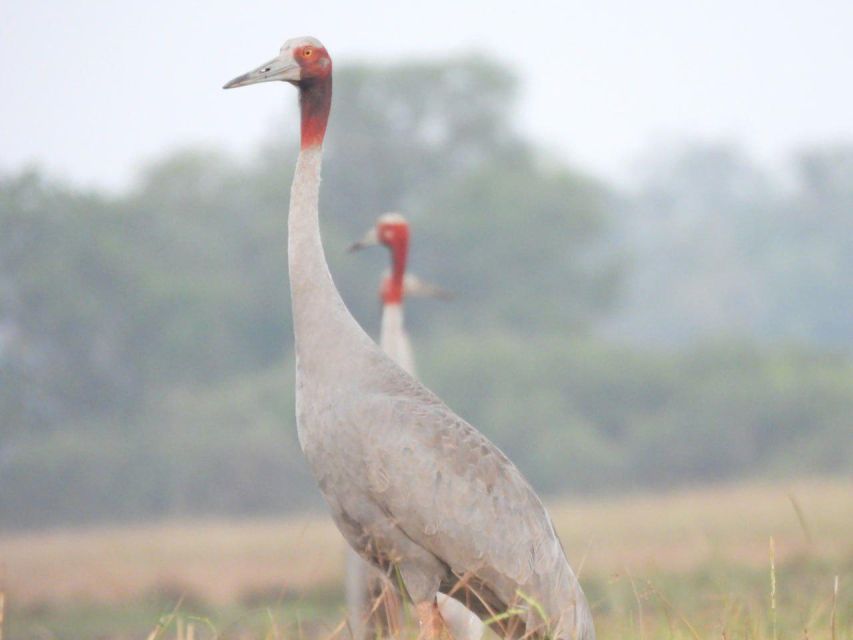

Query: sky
left=1, top=0, right=852, bottom=190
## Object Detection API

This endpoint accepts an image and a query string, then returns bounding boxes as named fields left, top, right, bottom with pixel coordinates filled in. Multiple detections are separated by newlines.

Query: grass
left=1, top=478, right=850, bottom=639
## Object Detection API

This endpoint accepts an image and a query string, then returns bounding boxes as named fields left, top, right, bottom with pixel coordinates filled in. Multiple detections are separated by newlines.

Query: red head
left=291, top=39, right=332, bottom=149
left=349, top=213, right=410, bottom=305
left=224, top=36, right=333, bottom=149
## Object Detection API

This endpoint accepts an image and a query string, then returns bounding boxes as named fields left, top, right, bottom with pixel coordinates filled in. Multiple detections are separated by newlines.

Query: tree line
left=1, top=56, right=850, bottom=529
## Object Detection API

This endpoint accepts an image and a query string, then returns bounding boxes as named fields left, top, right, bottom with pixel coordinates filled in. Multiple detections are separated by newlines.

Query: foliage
left=2, top=339, right=852, bottom=527
left=0, top=57, right=851, bottom=528
left=610, top=143, right=853, bottom=345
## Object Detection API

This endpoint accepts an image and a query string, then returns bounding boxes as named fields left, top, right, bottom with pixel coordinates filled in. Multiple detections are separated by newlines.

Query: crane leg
left=415, top=600, right=454, bottom=640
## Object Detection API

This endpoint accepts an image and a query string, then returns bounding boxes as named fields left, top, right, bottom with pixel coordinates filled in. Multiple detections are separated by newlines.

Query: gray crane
left=224, top=36, right=594, bottom=640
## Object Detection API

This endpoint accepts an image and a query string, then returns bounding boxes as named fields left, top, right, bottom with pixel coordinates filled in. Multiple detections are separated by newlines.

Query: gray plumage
left=299, top=340, right=593, bottom=639
left=225, top=36, right=595, bottom=640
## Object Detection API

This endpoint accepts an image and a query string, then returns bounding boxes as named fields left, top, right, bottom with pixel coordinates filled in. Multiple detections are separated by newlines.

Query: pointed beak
left=347, top=228, right=379, bottom=253
left=223, top=52, right=301, bottom=89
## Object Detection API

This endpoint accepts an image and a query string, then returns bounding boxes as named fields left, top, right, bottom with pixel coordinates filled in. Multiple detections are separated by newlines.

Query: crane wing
left=358, top=374, right=573, bottom=606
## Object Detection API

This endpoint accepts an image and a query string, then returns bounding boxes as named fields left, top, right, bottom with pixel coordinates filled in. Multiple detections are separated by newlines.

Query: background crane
left=349, top=213, right=481, bottom=640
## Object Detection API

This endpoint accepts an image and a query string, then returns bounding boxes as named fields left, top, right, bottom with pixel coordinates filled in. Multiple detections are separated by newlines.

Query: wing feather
left=359, top=376, right=569, bottom=608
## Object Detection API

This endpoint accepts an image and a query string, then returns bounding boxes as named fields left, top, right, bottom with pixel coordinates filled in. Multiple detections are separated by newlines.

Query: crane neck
left=299, top=76, right=332, bottom=150
left=288, top=78, right=372, bottom=376
left=379, top=232, right=412, bottom=372
left=382, top=238, right=408, bottom=305
left=380, top=302, right=416, bottom=376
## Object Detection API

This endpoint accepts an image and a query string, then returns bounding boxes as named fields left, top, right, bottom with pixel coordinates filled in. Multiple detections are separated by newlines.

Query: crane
left=224, top=36, right=594, bottom=640
left=348, top=213, right=451, bottom=375
left=348, top=213, right=482, bottom=640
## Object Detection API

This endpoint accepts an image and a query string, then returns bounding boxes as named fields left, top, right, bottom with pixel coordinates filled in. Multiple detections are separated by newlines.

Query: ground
left=1, top=479, right=850, bottom=639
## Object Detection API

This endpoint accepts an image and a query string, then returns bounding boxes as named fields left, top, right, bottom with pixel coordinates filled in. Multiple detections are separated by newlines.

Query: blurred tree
left=0, top=172, right=144, bottom=435
left=764, top=146, right=853, bottom=344
left=320, top=55, right=525, bottom=235
left=1, top=59, right=852, bottom=529
left=608, top=142, right=853, bottom=348
left=415, top=160, right=618, bottom=335
left=607, top=144, right=774, bottom=342
left=0, top=57, right=615, bottom=436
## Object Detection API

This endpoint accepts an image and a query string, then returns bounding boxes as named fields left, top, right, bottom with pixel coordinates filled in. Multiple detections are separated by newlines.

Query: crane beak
left=223, top=52, right=301, bottom=89
left=347, top=228, right=379, bottom=253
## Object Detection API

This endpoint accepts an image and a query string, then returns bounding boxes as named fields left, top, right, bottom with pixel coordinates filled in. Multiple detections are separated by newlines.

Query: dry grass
left=548, top=478, right=851, bottom=575
left=1, top=514, right=343, bottom=607
left=1, top=478, right=850, bottom=639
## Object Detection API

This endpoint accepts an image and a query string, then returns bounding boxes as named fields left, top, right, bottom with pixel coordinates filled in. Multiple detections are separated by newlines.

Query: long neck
left=382, top=238, right=408, bottom=305
left=380, top=302, right=416, bottom=376
left=288, top=79, right=371, bottom=376
left=380, top=234, right=413, bottom=372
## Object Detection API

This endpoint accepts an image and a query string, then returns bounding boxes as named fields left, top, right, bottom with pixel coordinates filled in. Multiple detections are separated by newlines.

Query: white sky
left=1, top=0, right=852, bottom=190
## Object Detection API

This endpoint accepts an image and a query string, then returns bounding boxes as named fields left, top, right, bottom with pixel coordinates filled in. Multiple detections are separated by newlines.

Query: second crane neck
left=382, top=241, right=408, bottom=305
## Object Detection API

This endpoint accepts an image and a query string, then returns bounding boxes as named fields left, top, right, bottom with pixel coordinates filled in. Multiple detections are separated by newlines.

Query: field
left=1, top=479, right=850, bottom=639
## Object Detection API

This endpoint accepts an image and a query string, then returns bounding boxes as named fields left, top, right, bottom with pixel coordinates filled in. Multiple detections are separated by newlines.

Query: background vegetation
left=1, top=57, right=851, bottom=530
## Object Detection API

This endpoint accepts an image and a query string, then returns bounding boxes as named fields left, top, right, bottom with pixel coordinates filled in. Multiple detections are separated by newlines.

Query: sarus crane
left=224, top=36, right=595, bottom=640
left=348, top=213, right=483, bottom=640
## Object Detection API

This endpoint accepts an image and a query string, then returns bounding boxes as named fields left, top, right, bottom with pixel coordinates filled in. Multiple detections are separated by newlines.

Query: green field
left=2, top=479, right=850, bottom=639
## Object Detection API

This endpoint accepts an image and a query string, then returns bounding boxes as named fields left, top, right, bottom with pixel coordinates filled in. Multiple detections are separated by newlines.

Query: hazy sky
left=2, top=0, right=852, bottom=190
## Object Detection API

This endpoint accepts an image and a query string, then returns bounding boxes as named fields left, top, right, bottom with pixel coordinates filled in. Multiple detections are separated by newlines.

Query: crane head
left=223, top=36, right=331, bottom=90
left=349, top=214, right=451, bottom=302
left=348, top=213, right=410, bottom=254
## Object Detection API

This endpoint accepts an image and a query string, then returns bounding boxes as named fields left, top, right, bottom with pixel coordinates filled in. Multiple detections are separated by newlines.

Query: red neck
left=299, top=76, right=332, bottom=149
left=382, top=235, right=408, bottom=305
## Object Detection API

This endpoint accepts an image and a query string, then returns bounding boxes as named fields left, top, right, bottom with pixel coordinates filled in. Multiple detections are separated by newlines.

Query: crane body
left=224, top=37, right=594, bottom=640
